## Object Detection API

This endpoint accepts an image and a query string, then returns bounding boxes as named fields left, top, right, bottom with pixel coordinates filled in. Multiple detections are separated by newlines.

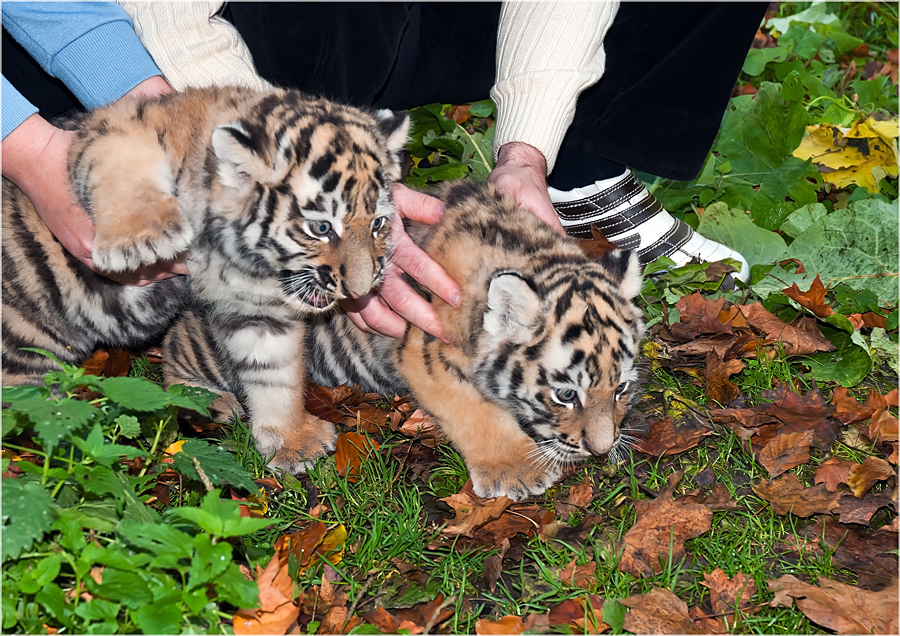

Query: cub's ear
left=599, top=249, right=642, bottom=299
left=373, top=109, right=411, bottom=154
left=483, top=272, right=541, bottom=343
left=211, top=122, right=291, bottom=194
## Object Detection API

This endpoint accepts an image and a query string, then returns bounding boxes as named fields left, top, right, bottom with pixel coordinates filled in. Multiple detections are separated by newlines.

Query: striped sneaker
left=549, top=170, right=750, bottom=282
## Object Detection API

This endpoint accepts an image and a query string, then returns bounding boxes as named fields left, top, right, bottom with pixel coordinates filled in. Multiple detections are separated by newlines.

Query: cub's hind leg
left=69, top=116, right=193, bottom=272
left=163, top=306, right=244, bottom=422
left=396, top=330, right=560, bottom=501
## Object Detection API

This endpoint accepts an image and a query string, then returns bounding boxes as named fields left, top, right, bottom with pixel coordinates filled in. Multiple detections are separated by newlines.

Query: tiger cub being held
left=165, top=181, right=645, bottom=499
left=1, top=86, right=409, bottom=473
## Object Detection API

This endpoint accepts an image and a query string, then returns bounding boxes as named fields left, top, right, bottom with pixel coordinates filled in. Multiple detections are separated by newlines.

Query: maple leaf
left=335, top=432, right=380, bottom=483
left=758, top=384, right=839, bottom=449
left=768, top=574, right=899, bottom=634
left=814, top=457, right=855, bottom=491
left=736, top=302, right=835, bottom=356
left=831, top=387, right=878, bottom=424
left=757, top=429, right=815, bottom=478
left=440, top=488, right=513, bottom=537
left=701, top=568, right=758, bottom=619
left=632, top=416, right=715, bottom=457
left=621, top=587, right=705, bottom=634
left=752, top=474, right=841, bottom=517
left=783, top=275, right=834, bottom=318
left=847, top=456, right=894, bottom=497
left=618, top=472, right=713, bottom=576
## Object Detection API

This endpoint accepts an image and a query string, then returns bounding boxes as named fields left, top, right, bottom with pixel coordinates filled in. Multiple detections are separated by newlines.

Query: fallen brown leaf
left=847, top=456, right=895, bottom=497
left=548, top=595, right=607, bottom=633
left=233, top=538, right=299, bottom=635
left=736, top=302, right=835, bottom=356
left=632, top=416, right=714, bottom=457
left=701, top=568, right=758, bottom=619
left=618, top=472, right=713, bottom=576
left=440, top=489, right=513, bottom=537
left=838, top=492, right=896, bottom=525
left=669, top=293, right=733, bottom=342
left=335, top=432, right=380, bottom=483
left=475, top=615, right=536, bottom=635
left=757, top=430, right=815, bottom=478
left=398, top=409, right=446, bottom=447
left=621, top=587, right=704, bottom=634
left=560, top=558, right=597, bottom=589
left=758, top=384, right=839, bottom=449
left=831, top=387, right=877, bottom=424
left=869, top=409, right=899, bottom=444
left=305, top=383, right=343, bottom=424
left=556, top=481, right=594, bottom=518
left=814, top=457, right=855, bottom=492
left=705, top=349, right=745, bottom=405
left=752, top=474, right=841, bottom=517
left=362, top=607, right=422, bottom=635
left=482, top=538, right=509, bottom=592
left=575, top=224, right=621, bottom=260
left=782, top=275, right=834, bottom=318
left=768, top=574, right=899, bottom=634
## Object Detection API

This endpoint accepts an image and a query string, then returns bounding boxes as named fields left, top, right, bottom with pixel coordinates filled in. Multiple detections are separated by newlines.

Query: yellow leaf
left=164, top=440, right=186, bottom=456
left=318, top=524, right=348, bottom=566
left=245, top=488, right=268, bottom=517
left=793, top=119, right=899, bottom=192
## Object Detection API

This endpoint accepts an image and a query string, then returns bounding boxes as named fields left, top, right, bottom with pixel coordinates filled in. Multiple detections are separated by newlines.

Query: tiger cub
left=165, top=180, right=645, bottom=499
left=1, top=85, right=409, bottom=473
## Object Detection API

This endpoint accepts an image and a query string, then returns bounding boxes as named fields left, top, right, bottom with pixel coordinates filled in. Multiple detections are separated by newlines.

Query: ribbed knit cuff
left=491, top=70, right=599, bottom=174
left=49, top=20, right=161, bottom=109
left=2, top=77, right=40, bottom=140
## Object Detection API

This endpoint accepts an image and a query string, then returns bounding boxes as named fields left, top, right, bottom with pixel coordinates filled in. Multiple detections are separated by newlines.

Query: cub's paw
left=469, top=460, right=561, bottom=501
left=256, top=413, right=337, bottom=475
left=93, top=199, right=193, bottom=272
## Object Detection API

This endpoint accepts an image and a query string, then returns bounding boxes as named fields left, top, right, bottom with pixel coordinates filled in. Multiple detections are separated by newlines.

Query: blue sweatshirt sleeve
left=2, top=2, right=162, bottom=111
left=2, top=76, right=40, bottom=140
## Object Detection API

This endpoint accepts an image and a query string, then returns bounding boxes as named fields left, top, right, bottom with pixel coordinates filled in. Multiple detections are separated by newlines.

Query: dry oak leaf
left=838, top=492, right=896, bottom=525
left=631, top=416, right=714, bottom=457
left=735, top=302, right=835, bottom=356
left=556, top=481, right=594, bottom=518
left=560, top=558, right=597, bottom=589
left=548, top=595, right=607, bottom=633
left=701, top=568, right=758, bottom=618
left=752, top=474, right=841, bottom=517
left=814, top=457, right=855, bottom=492
left=335, top=432, right=380, bottom=484
left=618, top=471, right=713, bottom=576
left=768, top=574, right=899, bottom=634
left=669, top=293, right=733, bottom=342
left=440, top=489, right=513, bottom=537
left=621, top=587, right=705, bottom=635
left=847, top=456, right=895, bottom=497
left=782, top=275, right=834, bottom=319
left=475, top=614, right=537, bottom=635
left=757, top=429, right=815, bottom=479
left=233, top=542, right=299, bottom=635
left=704, top=349, right=745, bottom=406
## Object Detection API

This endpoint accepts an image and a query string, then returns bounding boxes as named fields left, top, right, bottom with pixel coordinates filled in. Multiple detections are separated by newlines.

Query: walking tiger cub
left=165, top=180, right=645, bottom=500
left=1, top=86, right=409, bottom=473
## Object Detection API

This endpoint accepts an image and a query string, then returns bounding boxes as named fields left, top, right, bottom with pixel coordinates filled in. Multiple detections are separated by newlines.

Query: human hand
left=1, top=77, right=185, bottom=286
left=489, top=141, right=564, bottom=234
left=340, top=184, right=462, bottom=341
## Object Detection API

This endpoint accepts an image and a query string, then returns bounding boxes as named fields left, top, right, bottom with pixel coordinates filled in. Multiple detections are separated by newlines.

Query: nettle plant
left=2, top=351, right=272, bottom=634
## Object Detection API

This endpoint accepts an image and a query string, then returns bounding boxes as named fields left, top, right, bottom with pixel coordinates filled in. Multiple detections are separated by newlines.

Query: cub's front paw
left=255, top=413, right=337, bottom=475
left=469, top=459, right=561, bottom=501
left=93, top=199, right=193, bottom=271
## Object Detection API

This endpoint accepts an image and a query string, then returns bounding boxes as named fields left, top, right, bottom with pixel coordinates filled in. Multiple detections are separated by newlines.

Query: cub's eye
left=307, top=220, right=332, bottom=237
left=552, top=388, right=579, bottom=406
left=371, top=216, right=388, bottom=234
left=614, top=381, right=631, bottom=401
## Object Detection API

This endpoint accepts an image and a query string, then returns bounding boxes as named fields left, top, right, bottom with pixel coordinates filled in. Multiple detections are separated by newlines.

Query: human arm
left=488, top=2, right=619, bottom=226
left=118, top=1, right=269, bottom=90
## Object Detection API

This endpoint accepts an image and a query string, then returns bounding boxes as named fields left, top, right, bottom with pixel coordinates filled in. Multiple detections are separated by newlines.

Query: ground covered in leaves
left=3, top=3, right=898, bottom=635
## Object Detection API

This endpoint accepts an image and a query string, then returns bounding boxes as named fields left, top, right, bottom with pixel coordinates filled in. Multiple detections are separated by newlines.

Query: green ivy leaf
left=2, top=479, right=56, bottom=561
left=171, top=438, right=259, bottom=493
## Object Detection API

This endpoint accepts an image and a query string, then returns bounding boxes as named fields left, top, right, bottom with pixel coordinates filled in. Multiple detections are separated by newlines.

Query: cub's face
left=209, top=98, right=409, bottom=312
left=476, top=250, right=645, bottom=470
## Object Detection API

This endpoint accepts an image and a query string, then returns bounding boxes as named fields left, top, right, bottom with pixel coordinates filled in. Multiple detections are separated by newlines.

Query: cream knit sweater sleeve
left=491, top=1, right=619, bottom=173
left=118, top=1, right=269, bottom=91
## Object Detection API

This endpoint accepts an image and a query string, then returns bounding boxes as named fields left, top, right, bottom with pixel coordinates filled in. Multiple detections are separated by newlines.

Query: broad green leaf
left=805, top=343, right=872, bottom=388
left=1, top=384, right=46, bottom=403
left=166, top=506, right=225, bottom=537
left=89, top=568, right=154, bottom=609
left=750, top=157, right=820, bottom=230
left=18, top=554, right=62, bottom=594
left=467, top=99, right=496, bottom=117
left=73, top=598, right=120, bottom=622
left=813, top=23, right=864, bottom=53
left=188, top=533, right=232, bottom=589
left=715, top=83, right=809, bottom=177
left=870, top=328, right=899, bottom=374
left=73, top=424, right=147, bottom=467
left=780, top=203, right=828, bottom=238
left=114, top=414, right=141, bottom=439
left=696, top=202, right=787, bottom=271
left=99, top=376, right=169, bottom=412
left=767, top=3, right=839, bottom=33
left=2, top=479, right=55, bottom=561
left=35, top=582, right=75, bottom=631
left=171, top=438, right=259, bottom=493
left=215, top=562, right=260, bottom=608
left=742, top=45, right=790, bottom=76
left=132, top=600, right=183, bottom=634
left=779, top=24, right=826, bottom=60
left=165, top=384, right=217, bottom=417
left=119, top=522, right=193, bottom=561
left=15, top=397, right=96, bottom=453
left=785, top=198, right=899, bottom=304
left=602, top=599, right=627, bottom=633
left=73, top=464, right=126, bottom=500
